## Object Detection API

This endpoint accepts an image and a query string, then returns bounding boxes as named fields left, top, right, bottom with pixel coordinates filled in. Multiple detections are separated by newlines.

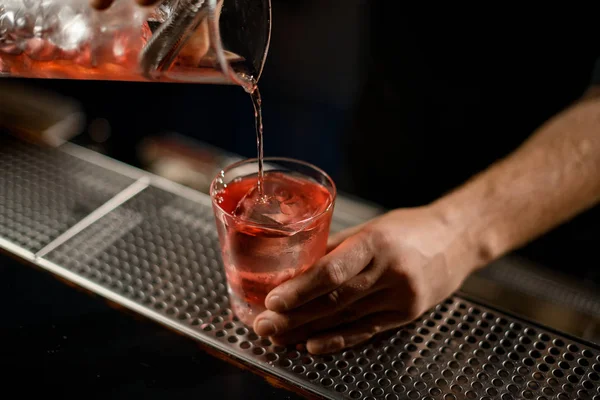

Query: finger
left=254, top=272, right=384, bottom=337
left=265, top=230, right=374, bottom=313
left=327, top=223, right=366, bottom=252
left=268, top=289, right=398, bottom=345
left=306, top=311, right=412, bottom=355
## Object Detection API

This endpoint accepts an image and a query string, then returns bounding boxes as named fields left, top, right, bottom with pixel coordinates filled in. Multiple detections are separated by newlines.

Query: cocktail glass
left=210, top=157, right=336, bottom=326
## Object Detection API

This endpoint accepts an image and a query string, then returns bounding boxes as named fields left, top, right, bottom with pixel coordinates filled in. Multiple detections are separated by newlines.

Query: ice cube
left=234, top=172, right=322, bottom=227
left=54, top=7, right=89, bottom=51
left=24, top=36, right=57, bottom=60
left=14, top=12, right=35, bottom=39
left=266, top=172, right=321, bottom=221
left=234, top=185, right=286, bottom=225
left=0, top=11, right=16, bottom=37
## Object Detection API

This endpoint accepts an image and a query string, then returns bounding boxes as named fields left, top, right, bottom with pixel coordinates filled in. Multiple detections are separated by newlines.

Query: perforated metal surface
left=478, top=259, right=600, bottom=319
left=0, top=135, right=134, bottom=253
left=0, top=140, right=599, bottom=399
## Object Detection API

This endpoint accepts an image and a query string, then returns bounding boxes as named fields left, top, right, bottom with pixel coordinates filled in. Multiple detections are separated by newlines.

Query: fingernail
left=266, top=295, right=287, bottom=311
left=308, top=336, right=344, bottom=354
left=255, top=319, right=277, bottom=337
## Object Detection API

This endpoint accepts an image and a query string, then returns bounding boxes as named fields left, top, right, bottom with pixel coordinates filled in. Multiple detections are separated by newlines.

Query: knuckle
left=353, top=273, right=375, bottom=291
left=363, top=225, right=392, bottom=251
left=279, top=286, right=300, bottom=311
left=325, top=284, right=364, bottom=313
left=322, top=259, right=346, bottom=286
left=326, top=288, right=343, bottom=308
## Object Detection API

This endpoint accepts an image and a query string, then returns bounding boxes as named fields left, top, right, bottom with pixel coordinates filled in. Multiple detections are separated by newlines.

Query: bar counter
left=1, top=134, right=599, bottom=399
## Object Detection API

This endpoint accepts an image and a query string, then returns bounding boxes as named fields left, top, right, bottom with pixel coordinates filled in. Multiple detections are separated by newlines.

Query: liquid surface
left=219, top=171, right=331, bottom=228
left=1, top=46, right=147, bottom=81
left=214, top=172, right=333, bottom=326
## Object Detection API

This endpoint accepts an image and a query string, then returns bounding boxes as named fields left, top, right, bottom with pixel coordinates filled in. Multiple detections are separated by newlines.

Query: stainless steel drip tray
left=0, top=135, right=135, bottom=255
left=0, top=140, right=599, bottom=400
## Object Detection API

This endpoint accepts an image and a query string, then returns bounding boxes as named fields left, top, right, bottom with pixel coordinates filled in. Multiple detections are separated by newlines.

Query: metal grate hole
left=320, top=378, right=333, bottom=387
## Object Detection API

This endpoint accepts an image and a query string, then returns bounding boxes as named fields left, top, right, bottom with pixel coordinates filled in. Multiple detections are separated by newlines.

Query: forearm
left=432, top=91, right=600, bottom=272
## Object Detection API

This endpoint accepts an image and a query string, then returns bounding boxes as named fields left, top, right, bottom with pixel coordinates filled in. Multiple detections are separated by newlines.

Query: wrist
left=428, top=180, right=511, bottom=274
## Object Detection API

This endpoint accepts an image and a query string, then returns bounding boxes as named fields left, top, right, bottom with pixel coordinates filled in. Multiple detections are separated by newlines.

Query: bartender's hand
left=253, top=206, right=476, bottom=354
left=90, top=0, right=161, bottom=10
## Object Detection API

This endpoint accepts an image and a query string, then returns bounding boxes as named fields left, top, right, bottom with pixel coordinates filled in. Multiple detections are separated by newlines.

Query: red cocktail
left=210, top=158, right=336, bottom=326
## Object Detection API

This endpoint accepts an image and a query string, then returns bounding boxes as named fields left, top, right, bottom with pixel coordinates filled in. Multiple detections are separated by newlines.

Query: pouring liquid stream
left=236, top=69, right=265, bottom=199
left=249, top=82, right=265, bottom=198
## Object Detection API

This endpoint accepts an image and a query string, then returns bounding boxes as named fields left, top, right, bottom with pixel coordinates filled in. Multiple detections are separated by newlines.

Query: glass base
left=229, top=291, right=266, bottom=327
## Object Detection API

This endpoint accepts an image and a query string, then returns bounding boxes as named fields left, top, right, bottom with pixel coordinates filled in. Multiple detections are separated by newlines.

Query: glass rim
left=210, top=156, right=337, bottom=230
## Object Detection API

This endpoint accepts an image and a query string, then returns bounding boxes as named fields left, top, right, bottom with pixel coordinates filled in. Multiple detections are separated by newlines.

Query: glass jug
left=0, top=0, right=271, bottom=90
